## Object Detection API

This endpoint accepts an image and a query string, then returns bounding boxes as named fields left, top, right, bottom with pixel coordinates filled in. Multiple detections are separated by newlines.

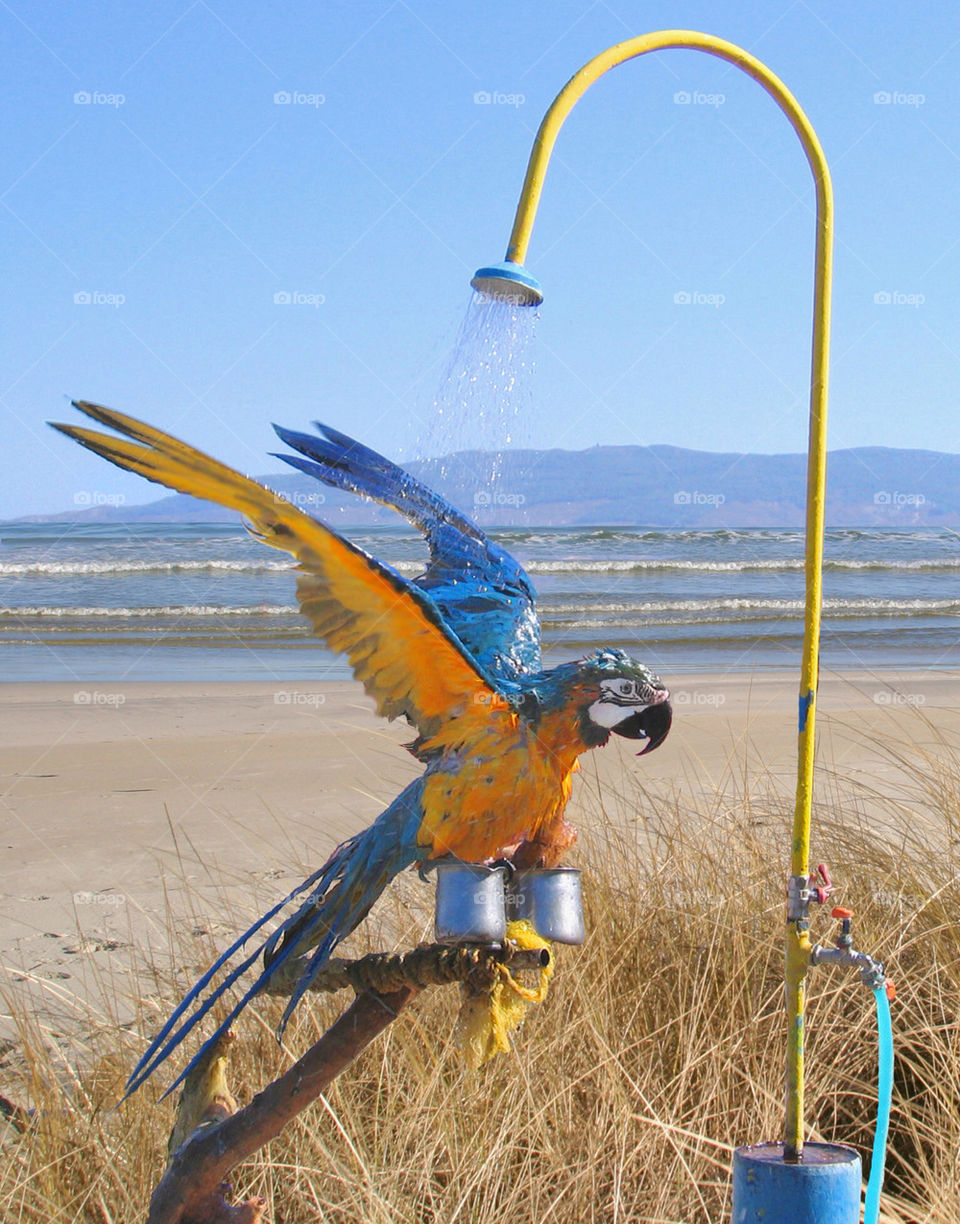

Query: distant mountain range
left=11, top=443, right=960, bottom=528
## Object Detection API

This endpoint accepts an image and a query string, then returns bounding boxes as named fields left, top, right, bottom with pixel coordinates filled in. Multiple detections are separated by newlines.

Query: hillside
left=10, top=443, right=960, bottom=528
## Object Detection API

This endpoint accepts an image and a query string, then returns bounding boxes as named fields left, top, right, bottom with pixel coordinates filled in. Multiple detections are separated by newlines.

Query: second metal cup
left=506, top=867, right=585, bottom=945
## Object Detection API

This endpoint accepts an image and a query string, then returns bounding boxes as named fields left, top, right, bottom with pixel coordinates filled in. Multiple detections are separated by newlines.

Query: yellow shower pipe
left=487, top=31, right=833, bottom=1161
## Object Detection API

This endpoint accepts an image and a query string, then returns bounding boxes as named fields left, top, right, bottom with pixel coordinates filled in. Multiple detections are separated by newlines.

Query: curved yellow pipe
left=501, top=31, right=832, bottom=1160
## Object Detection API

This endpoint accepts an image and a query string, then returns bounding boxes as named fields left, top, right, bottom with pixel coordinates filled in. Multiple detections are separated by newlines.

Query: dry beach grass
left=2, top=714, right=960, bottom=1223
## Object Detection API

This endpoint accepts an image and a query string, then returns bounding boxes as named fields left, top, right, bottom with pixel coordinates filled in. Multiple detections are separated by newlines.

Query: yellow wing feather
left=52, top=402, right=501, bottom=737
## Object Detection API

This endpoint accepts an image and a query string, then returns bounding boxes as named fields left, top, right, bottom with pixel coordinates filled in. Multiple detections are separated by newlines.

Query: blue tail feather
left=126, top=857, right=350, bottom=1100
left=123, top=861, right=336, bottom=1098
left=126, top=779, right=428, bottom=1098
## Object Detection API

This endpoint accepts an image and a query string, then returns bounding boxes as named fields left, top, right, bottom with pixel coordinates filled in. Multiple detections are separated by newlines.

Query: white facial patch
left=587, top=678, right=651, bottom=728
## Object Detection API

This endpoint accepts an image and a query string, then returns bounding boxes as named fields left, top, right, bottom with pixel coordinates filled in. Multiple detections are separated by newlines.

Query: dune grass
left=2, top=740, right=959, bottom=1223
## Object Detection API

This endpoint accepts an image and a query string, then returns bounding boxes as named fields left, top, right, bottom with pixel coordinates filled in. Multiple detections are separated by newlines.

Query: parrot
left=50, top=401, right=672, bottom=1098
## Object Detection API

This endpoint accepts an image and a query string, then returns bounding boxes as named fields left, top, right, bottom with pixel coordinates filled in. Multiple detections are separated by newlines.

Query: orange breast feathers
left=416, top=705, right=582, bottom=863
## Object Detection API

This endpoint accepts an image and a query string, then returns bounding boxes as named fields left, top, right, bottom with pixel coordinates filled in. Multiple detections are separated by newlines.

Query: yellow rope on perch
left=167, top=1031, right=239, bottom=1158
left=456, top=920, right=554, bottom=1068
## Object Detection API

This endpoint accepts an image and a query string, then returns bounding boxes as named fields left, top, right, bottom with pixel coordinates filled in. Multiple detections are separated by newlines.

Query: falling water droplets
left=417, top=292, right=539, bottom=511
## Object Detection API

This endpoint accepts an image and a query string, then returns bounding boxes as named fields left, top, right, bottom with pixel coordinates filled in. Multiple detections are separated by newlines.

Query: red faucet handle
left=885, top=979, right=896, bottom=1003
left=809, top=863, right=834, bottom=905
left=831, top=906, right=854, bottom=920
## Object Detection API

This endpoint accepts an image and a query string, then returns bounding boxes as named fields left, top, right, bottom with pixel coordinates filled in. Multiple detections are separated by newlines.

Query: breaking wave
left=5, top=557, right=960, bottom=578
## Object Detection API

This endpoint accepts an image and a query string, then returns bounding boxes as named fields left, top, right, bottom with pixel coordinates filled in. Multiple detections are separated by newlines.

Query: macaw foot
left=417, top=853, right=458, bottom=881
left=510, top=821, right=578, bottom=870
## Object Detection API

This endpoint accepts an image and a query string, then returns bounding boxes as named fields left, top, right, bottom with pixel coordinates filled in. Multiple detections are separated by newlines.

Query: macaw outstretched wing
left=273, top=422, right=541, bottom=683
left=51, top=403, right=513, bottom=735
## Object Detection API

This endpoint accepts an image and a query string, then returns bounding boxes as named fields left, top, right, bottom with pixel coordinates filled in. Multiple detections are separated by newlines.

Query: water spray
left=474, top=31, right=894, bottom=1222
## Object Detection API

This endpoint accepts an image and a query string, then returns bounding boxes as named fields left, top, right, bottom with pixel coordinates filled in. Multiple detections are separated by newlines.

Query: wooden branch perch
left=262, top=938, right=550, bottom=998
left=145, top=941, right=549, bottom=1224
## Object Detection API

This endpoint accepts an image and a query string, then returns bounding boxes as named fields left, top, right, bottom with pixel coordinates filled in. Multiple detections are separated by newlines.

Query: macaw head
left=570, top=648, right=672, bottom=754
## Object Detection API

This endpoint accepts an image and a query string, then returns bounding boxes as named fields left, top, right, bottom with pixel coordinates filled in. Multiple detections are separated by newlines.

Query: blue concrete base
left=732, top=1142, right=861, bottom=1223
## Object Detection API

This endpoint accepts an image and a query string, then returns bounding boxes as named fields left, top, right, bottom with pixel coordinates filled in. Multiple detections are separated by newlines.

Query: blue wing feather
left=272, top=423, right=541, bottom=682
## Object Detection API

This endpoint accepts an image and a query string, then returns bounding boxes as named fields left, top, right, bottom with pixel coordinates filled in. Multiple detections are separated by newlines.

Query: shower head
left=470, top=260, right=543, bottom=307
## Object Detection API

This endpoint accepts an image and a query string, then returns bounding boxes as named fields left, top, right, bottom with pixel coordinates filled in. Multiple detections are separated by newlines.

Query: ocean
left=2, top=522, right=959, bottom=682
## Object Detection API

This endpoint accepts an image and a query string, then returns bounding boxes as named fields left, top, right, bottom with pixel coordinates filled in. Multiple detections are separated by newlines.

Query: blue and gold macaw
left=52, top=402, right=672, bottom=1097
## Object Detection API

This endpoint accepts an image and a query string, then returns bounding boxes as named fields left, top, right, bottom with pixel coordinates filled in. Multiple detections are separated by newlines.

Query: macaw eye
left=614, top=679, right=635, bottom=698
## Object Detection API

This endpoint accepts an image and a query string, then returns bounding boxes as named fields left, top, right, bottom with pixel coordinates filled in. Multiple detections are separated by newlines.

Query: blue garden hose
left=730, top=970, right=894, bottom=1222
left=864, top=985, right=894, bottom=1224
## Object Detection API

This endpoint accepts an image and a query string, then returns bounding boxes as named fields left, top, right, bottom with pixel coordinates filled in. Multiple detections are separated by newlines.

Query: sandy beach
left=2, top=670, right=958, bottom=1042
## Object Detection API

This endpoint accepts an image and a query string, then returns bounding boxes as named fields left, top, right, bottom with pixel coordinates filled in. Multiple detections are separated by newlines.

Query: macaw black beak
left=612, top=698, right=672, bottom=755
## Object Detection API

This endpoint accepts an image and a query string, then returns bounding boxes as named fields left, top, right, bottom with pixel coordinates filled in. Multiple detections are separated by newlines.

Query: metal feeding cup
left=434, top=862, right=508, bottom=944
left=434, top=863, right=586, bottom=945
left=506, top=867, right=585, bottom=945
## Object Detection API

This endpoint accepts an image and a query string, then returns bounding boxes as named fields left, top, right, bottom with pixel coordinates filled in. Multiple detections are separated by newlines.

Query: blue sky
left=2, top=0, right=958, bottom=517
